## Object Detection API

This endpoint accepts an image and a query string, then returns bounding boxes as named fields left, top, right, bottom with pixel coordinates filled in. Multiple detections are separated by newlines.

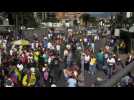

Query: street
left=0, top=12, right=134, bottom=87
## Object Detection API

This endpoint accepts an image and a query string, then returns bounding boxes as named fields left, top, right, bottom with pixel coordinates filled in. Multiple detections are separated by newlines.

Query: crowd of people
left=0, top=27, right=134, bottom=87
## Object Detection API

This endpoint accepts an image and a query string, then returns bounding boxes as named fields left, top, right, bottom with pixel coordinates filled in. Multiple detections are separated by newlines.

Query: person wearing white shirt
left=56, top=44, right=60, bottom=54
left=64, top=49, right=68, bottom=57
left=66, top=44, right=71, bottom=50
left=35, top=41, right=39, bottom=49
left=91, top=42, right=95, bottom=53
left=10, top=49, right=13, bottom=56
left=84, top=54, right=90, bottom=71
left=31, top=43, right=35, bottom=50
left=84, top=38, right=87, bottom=43
left=107, top=56, right=116, bottom=78
left=47, top=42, right=52, bottom=49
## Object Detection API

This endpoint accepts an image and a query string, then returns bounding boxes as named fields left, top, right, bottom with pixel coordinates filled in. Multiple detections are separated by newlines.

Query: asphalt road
left=22, top=29, right=129, bottom=87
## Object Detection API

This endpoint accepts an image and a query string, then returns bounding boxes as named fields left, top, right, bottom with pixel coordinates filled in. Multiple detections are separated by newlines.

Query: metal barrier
left=99, top=61, right=134, bottom=87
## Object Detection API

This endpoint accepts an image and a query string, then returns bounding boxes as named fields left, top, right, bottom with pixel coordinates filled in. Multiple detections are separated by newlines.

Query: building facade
left=34, top=12, right=84, bottom=24
left=56, top=12, right=84, bottom=21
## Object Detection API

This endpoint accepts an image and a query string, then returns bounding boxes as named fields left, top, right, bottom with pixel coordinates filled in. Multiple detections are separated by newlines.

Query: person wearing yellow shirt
left=89, top=55, right=97, bottom=75
left=22, top=68, right=36, bottom=87
left=33, top=50, right=40, bottom=63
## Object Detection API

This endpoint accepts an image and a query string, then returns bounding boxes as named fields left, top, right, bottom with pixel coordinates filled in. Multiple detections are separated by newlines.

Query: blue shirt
left=67, top=78, right=77, bottom=87
left=44, top=40, right=48, bottom=48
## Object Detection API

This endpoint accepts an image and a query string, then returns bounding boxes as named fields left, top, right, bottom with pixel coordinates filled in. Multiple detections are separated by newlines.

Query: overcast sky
left=89, top=12, right=105, bottom=14
left=88, top=12, right=119, bottom=17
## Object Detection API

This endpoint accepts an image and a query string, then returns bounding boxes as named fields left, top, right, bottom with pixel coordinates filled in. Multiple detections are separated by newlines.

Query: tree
left=115, top=12, right=127, bottom=28
left=127, top=13, right=134, bottom=26
left=7, top=12, right=39, bottom=30
left=80, top=13, right=98, bottom=27
left=80, top=13, right=91, bottom=27
left=89, top=16, right=97, bottom=26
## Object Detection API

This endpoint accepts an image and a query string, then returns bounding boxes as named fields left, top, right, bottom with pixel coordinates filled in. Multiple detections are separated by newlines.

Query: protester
left=89, top=54, right=97, bottom=75
left=96, top=49, right=104, bottom=70
left=107, top=54, right=116, bottom=78
left=0, top=26, right=133, bottom=87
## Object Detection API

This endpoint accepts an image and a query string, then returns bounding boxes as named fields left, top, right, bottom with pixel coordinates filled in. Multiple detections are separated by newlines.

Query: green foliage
left=8, top=12, right=39, bottom=28
left=80, top=13, right=91, bottom=26
left=80, top=13, right=97, bottom=26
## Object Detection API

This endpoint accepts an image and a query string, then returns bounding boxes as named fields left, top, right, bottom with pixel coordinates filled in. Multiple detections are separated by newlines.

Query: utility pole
left=15, top=13, right=18, bottom=32
left=42, top=12, right=45, bottom=22
left=21, top=12, right=23, bottom=26
left=45, top=12, right=47, bottom=22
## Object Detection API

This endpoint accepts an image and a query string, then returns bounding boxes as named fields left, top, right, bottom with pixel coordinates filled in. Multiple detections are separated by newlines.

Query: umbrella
left=12, top=40, right=30, bottom=46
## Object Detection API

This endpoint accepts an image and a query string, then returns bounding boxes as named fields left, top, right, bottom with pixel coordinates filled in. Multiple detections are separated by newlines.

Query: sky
left=89, top=12, right=105, bottom=14
left=88, top=12, right=119, bottom=17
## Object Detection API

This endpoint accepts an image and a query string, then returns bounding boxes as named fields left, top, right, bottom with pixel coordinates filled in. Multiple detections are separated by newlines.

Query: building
left=126, top=12, right=133, bottom=18
left=33, top=12, right=84, bottom=24
left=56, top=12, right=84, bottom=22
left=34, top=12, right=57, bottom=23
left=0, top=12, right=9, bottom=25
left=64, top=12, right=83, bottom=21
left=56, top=12, right=65, bottom=20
